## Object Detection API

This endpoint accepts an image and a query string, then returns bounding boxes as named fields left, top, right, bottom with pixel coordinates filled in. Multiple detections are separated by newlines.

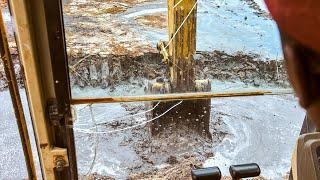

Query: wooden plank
left=70, top=90, right=293, bottom=104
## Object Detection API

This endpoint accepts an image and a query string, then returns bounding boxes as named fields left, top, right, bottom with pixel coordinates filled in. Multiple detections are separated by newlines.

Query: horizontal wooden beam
left=71, top=89, right=293, bottom=104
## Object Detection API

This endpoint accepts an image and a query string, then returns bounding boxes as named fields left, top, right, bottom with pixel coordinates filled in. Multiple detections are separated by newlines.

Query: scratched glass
left=71, top=96, right=304, bottom=179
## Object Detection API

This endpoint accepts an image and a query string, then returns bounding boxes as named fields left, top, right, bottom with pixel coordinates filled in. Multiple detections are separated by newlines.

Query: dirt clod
left=166, top=156, right=178, bottom=165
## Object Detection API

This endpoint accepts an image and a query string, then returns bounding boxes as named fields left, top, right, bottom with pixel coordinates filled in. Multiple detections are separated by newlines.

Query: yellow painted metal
left=71, top=90, right=293, bottom=104
left=157, top=41, right=169, bottom=64
left=0, top=9, right=37, bottom=180
left=9, top=0, right=69, bottom=179
left=168, top=0, right=197, bottom=92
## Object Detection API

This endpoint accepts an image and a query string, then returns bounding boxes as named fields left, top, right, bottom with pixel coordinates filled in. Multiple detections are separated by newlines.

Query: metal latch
left=49, top=147, right=69, bottom=172
left=47, top=99, right=63, bottom=125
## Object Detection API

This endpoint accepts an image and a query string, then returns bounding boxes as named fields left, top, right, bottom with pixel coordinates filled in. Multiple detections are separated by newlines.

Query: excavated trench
left=0, top=49, right=289, bottom=96
left=68, top=51, right=289, bottom=92
left=0, top=50, right=289, bottom=92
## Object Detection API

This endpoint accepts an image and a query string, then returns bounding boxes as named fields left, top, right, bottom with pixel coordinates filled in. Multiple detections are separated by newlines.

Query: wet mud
left=68, top=50, right=288, bottom=92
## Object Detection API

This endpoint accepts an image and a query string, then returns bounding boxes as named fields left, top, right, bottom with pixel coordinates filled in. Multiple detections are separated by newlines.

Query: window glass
left=63, top=0, right=288, bottom=99
left=72, top=96, right=304, bottom=179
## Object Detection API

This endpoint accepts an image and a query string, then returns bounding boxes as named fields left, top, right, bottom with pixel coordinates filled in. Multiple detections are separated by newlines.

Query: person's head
left=265, top=0, right=320, bottom=128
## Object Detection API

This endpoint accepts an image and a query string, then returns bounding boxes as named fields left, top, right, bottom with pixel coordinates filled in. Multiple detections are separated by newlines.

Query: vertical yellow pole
left=168, top=0, right=197, bottom=92
left=9, top=0, right=59, bottom=179
left=0, top=10, right=37, bottom=179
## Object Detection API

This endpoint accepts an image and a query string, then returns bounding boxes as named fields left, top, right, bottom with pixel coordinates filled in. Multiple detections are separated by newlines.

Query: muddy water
left=70, top=94, right=304, bottom=179
left=121, top=0, right=282, bottom=60
left=0, top=89, right=304, bottom=179
left=204, top=95, right=305, bottom=179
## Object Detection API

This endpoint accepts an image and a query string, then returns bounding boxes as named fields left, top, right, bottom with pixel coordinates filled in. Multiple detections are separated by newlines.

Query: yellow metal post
left=9, top=0, right=72, bottom=179
left=149, top=0, right=213, bottom=138
left=0, top=9, right=37, bottom=180
left=168, top=0, right=197, bottom=92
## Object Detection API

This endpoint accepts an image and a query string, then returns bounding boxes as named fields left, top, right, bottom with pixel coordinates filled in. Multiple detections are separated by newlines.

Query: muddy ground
left=243, top=0, right=270, bottom=19
left=74, top=99, right=225, bottom=179
left=0, top=0, right=287, bottom=92
left=73, top=97, right=281, bottom=179
left=68, top=50, right=288, bottom=92
left=0, top=48, right=289, bottom=93
left=0, top=0, right=295, bottom=179
left=62, top=0, right=287, bottom=95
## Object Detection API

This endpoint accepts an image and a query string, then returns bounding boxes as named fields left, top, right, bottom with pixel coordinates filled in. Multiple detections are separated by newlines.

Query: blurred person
left=265, top=0, right=320, bottom=130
